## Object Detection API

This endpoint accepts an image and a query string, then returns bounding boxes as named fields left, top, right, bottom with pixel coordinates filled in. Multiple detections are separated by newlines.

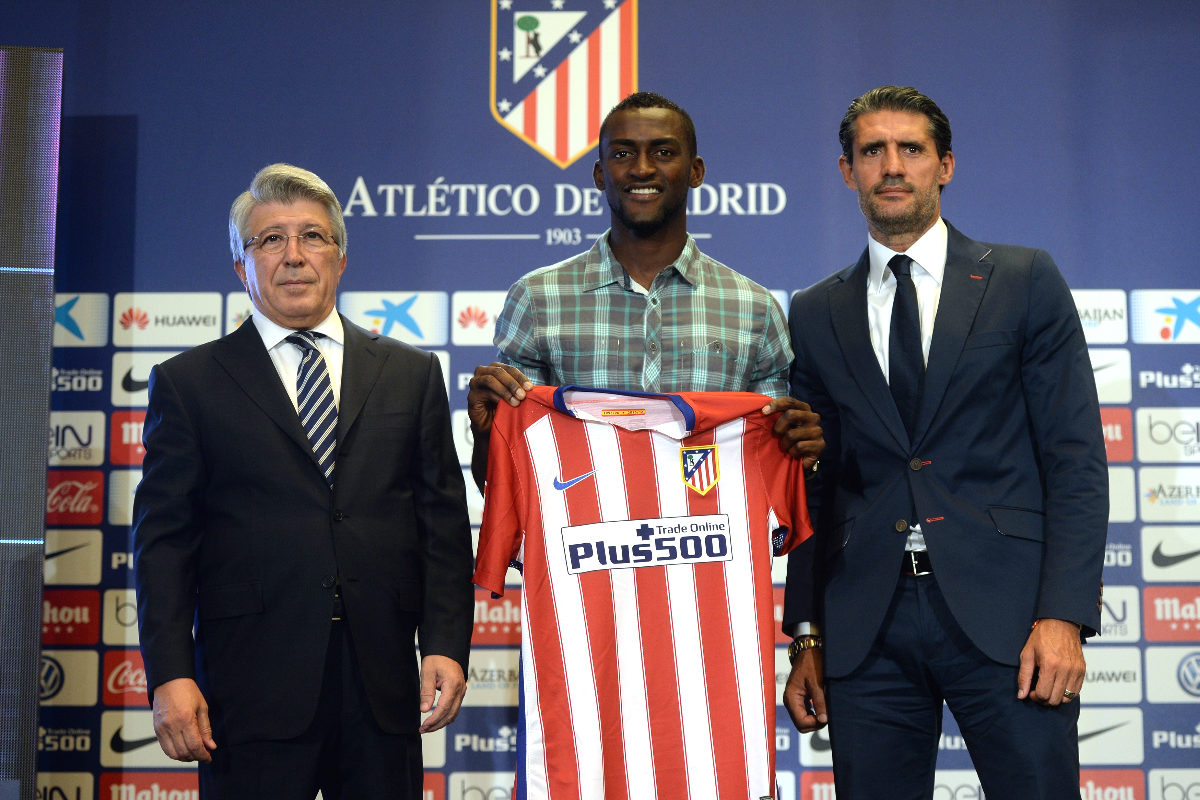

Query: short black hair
left=598, top=91, right=698, bottom=159
left=839, top=86, right=951, bottom=162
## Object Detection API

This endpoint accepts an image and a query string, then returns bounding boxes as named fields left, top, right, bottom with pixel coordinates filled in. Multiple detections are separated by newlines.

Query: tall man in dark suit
left=781, top=87, right=1108, bottom=797
left=133, top=163, right=474, bottom=799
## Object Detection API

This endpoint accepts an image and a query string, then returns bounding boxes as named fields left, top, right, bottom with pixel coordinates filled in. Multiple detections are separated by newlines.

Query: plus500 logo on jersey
left=562, top=514, right=732, bottom=574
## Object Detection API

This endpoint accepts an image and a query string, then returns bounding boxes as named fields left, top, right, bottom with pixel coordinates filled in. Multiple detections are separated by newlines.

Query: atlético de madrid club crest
left=681, top=445, right=719, bottom=495
left=491, top=0, right=638, bottom=169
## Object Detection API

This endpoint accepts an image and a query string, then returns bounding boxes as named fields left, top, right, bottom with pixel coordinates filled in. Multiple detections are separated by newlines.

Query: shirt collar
left=867, top=217, right=948, bottom=291
left=583, top=229, right=701, bottom=292
left=251, top=308, right=344, bottom=350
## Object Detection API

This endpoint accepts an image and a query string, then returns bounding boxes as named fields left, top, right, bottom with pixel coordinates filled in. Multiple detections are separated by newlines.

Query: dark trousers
left=827, top=574, right=1080, bottom=799
left=199, top=621, right=423, bottom=800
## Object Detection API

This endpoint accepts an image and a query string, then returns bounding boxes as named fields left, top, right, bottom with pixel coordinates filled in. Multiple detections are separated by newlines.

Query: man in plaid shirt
left=468, top=92, right=823, bottom=484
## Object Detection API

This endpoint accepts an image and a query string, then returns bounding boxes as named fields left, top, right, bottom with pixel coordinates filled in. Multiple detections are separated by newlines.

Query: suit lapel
left=337, top=316, right=388, bottom=445
left=211, top=321, right=315, bottom=461
left=912, top=223, right=994, bottom=440
left=829, top=250, right=910, bottom=449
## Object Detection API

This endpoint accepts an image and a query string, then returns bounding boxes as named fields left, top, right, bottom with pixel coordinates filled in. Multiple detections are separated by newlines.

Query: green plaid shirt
left=494, top=232, right=791, bottom=396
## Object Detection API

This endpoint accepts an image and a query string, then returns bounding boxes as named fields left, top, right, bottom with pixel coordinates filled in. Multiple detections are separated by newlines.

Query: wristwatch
left=787, top=634, right=823, bottom=664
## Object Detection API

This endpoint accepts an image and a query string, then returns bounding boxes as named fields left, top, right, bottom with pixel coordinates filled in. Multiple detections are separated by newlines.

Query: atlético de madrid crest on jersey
left=490, top=0, right=638, bottom=168
left=681, top=445, right=719, bottom=495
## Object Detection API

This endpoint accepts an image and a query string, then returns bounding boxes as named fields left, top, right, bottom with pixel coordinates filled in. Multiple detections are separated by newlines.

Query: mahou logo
left=473, top=588, right=521, bottom=645
left=1145, top=586, right=1200, bottom=641
left=104, top=649, right=149, bottom=706
left=99, top=771, right=198, bottom=799
left=42, top=589, right=100, bottom=645
left=46, top=470, right=104, bottom=525
left=119, top=307, right=150, bottom=330
left=1079, top=769, right=1144, bottom=800
left=110, top=410, right=147, bottom=466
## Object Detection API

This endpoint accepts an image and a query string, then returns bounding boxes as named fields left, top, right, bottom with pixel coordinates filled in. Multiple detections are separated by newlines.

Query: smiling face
left=593, top=107, right=705, bottom=238
left=839, top=109, right=954, bottom=249
left=234, top=199, right=346, bottom=330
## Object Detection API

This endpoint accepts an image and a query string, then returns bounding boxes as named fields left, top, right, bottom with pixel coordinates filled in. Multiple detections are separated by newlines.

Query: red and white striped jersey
left=475, top=386, right=812, bottom=800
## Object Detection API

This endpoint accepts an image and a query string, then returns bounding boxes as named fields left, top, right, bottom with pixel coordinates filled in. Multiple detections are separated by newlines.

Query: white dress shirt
left=250, top=310, right=345, bottom=412
left=865, top=217, right=948, bottom=551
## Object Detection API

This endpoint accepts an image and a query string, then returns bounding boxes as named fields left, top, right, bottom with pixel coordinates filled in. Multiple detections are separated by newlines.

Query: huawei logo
left=119, top=308, right=150, bottom=330
left=457, top=305, right=490, bottom=329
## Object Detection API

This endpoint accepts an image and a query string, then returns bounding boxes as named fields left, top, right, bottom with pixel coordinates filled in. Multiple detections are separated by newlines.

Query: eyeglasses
left=244, top=229, right=338, bottom=255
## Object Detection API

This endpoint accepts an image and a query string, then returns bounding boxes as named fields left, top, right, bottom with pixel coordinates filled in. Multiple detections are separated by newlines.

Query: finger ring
left=1063, top=689, right=1078, bottom=700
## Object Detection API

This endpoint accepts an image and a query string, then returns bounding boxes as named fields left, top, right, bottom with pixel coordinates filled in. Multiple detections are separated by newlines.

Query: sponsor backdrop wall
left=10, top=1, right=1200, bottom=798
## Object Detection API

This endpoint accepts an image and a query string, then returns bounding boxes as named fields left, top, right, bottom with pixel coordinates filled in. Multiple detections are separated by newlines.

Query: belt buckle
left=904, top=550, right=932, bottom=576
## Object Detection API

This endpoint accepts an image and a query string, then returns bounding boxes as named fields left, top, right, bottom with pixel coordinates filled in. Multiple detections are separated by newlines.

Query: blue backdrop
left=13, top=1, right=1200, bottom=798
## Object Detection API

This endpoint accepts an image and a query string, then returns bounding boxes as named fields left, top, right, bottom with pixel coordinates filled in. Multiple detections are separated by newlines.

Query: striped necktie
left=286, top=330, right=337, bottom=486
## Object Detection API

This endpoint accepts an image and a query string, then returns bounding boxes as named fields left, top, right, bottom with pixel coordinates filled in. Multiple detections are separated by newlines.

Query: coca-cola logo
left=46, top=470, right=104, bottom=525
left=104, top=649, right=148, bottom=706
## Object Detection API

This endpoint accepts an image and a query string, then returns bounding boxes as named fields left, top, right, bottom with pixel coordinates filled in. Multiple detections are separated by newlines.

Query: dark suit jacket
left=784, top=222, right=1108, bottom=678
left=133, top=315, right=474, bottom=743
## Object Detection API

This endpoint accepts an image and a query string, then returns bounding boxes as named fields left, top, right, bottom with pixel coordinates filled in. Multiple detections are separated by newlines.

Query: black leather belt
left=902, top=550, right=933, bottom=576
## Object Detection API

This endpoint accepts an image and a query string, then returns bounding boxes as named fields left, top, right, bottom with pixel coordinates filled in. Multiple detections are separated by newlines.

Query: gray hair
left=229, top=163, right=347, bottom=262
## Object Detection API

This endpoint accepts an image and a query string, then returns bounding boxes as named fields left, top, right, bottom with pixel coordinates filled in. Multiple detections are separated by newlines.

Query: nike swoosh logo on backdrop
left=121, top=369, right=149, bottom=393
left=1151, top=543, right=1200, bottom=568
left=44, top=543, right=90, bottom=561
left=110, top=728, right=159, bottom=753
left=1077, top=722, right=1127, bottom=742
left=553, top=471, right=595, bottom=491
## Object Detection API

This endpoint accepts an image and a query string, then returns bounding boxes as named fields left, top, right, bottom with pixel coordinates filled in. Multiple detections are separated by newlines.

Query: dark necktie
left=286, top=331, right=337, bottom=486
left=888, top=254, right=924, bottom=438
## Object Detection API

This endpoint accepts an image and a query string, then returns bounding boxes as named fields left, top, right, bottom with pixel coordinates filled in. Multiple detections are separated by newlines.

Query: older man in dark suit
left=133, top=163, right=473, bottom=799
left=781, top=87, right=1108, bottom=798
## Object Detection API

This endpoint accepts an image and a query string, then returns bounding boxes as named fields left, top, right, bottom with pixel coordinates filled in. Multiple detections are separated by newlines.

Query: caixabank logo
left=1131, top=290, right=1200, bottom=344
left=54, top=292, right=109, bottom=348
left=340, top=291, right=450, bottom=347
left=491, top=0, right=637, bottom=168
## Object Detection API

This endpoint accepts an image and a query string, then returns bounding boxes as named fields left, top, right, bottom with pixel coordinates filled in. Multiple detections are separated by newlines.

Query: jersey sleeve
left=756, top=419, right=813, bottom=556
left=473, top=405, right=525, bottom=597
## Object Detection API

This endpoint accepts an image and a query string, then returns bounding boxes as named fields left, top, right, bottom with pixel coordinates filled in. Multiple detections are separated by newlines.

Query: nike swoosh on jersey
left=1151, top=542, right=1200, bottom=568
left=553, top=471, right=595, bottom=491
left=109, top=728, right=159, bottom=753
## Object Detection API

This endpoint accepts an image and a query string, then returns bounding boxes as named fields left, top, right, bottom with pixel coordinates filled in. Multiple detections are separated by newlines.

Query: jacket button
left=909, top=458, right=923, bottom=471
left=894, top=519, right=909, bottom=532
left=333, top=511, right=345, bottom=522
left=321, top=575, right=336, bottom=588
